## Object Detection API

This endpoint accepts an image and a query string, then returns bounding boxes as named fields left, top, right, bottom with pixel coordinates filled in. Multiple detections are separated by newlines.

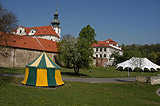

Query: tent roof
left=26, top=52, right=60, bottom=69
left=117, top=57, right=160, bottom=71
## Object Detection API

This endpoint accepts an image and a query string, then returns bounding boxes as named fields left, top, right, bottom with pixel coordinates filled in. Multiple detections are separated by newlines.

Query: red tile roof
left=92, top=41, right=110, bottom=47
left=18, top=25, right=59, bottom=38
left=92, top=39, right=121, bottom=50
left=105, top=39, right=114, bottom=42
left=0, top=32, right=58, bottom=53
left=105, top=39, right=118, bottom=45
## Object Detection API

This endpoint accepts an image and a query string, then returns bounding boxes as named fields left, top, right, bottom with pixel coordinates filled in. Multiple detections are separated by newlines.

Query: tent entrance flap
left=36, top=68, right=48, bottom=86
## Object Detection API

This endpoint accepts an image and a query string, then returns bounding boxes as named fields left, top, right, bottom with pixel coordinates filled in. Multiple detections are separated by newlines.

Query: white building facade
left=92, top=39, right=123, bottom=66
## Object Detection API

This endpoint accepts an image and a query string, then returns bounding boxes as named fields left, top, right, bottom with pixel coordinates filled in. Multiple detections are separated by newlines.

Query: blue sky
left=2, top=0, right=160, bottom=45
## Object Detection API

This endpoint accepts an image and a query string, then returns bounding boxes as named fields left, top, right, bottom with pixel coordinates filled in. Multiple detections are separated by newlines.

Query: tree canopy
left=56, top=35, right=78, bottom=68
left=0, top=2, right=18, bottom=33
left=57, top=25, right=97, bottom=74
left=112, top=43, right=160, bottom=65
left=79, top=25, right=97, bottom=46
left=0, top=2, right=18, bottom=46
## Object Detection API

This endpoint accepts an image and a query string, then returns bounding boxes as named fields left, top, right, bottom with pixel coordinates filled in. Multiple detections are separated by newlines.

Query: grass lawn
left=0, top=76, right=160, bottom=106
left=61, top=67, right=160, bottom=78
left=0, top=67, right=160, bottom=78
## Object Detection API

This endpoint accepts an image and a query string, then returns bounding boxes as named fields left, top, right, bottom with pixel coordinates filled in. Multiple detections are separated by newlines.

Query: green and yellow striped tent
left=22, top=52, right=64, bottom=87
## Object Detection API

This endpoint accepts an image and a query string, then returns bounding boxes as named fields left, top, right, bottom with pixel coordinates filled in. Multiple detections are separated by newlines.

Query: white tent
left=117, top=57, right=160, bottom=71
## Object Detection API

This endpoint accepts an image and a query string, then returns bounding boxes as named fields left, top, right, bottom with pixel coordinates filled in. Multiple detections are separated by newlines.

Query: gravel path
left=2, top=73, right=159, bottom=96
left=1, top=73, right=135, bottom=83
left=62, top=77, right=136, bottom=83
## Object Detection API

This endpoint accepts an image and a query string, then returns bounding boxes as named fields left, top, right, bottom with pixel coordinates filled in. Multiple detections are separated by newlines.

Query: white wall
left=53, top=26, right=61, bottom=37
left=93, top=47, right=123, bottom=65
left=32, top=35, right=60, bottom=42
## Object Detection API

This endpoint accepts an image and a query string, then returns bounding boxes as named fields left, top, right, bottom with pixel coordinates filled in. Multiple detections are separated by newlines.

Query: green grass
left=0, top=67, right=160, bottom=78
left=0, top=76, right=160, bottom=106
left=0, top=67, right=25, bottom=74
left=61, top=67, right=160, bottom=78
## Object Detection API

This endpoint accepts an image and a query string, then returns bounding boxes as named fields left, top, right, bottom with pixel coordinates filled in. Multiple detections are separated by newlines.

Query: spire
left=51, top=9, right=60, bottom=27
left=55, top=8, right=58, bottom=14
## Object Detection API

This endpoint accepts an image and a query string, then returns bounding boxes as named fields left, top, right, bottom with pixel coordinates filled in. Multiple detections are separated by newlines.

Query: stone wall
left=136, top=76, right=149, bottom=83
left=0, top=47, right=57, bottom=67
left=150, top=76, right=160, bottom=85
left=136, top=75, right=160, bottom=85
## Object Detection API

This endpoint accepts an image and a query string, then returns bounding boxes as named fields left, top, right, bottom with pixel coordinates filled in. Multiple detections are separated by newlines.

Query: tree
left=129, top=57, right=143, bottom=77
left=130, top=57, right=144, bottom=70
left=78, top=25, right=97, bottom=67
left=110, top=51, right=125, bottom=65
left=56, top=35, right=77, bottom=68
left=57, top=35, right=83, bottom=74
left=79, top=25, right=97, bottom=46
left=148, top=52, right=158, bottom=63
left=57, top=25, right=97, bottom=74
left=156, top=52, right=160, bottom=65
left=0, top=1, right=18, bottom=45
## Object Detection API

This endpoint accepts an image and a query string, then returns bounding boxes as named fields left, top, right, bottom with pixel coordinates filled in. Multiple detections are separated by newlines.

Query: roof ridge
left=24, top=25, right=52, bottom=29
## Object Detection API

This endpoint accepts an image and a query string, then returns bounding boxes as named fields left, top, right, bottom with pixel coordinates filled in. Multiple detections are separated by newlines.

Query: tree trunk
left=74, top=65, right=79, bottom=75
left=67, top=60, right=70, bottom=68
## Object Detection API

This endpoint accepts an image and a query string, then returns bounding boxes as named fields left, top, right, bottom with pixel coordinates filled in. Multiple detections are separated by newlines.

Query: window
left=104, top=54, right=106, bottom=57
left=96, top=48, right=98, bottom=52
left=19, top=30, right=22, bottom=33
left=100, top=48, right=102, bottom=51
left=100, top=54, right=102, bottom=57
left=104, top=48, right=106, bottom=51
left=96, top=54, right=98, bottom=58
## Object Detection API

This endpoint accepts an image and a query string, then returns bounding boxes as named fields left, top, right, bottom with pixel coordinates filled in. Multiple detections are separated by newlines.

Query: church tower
left=51, top=9, right=61, bottom=37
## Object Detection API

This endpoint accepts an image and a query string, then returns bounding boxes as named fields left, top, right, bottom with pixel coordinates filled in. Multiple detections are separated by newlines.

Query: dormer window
left=109, top=44, right=113, bottom=46
left=28, top=29, right=36, bottom=35
left=16, top=26, right=27, bottom=35
left=116, top=44, right=119, bottom=47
